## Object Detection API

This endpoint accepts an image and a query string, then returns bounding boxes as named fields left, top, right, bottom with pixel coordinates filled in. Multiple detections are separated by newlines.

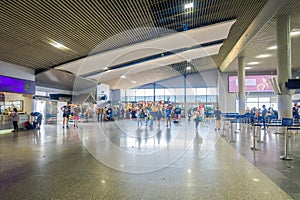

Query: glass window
left=247, top=98, right=258, bottom=102
left=186, top=95, right=196, bottom=103
left=155, top=89, right=164, bottom=95
left=175, top=88, right=184, bottom=95
left=166, top=95, right=175, bottom=102
left=207, top=88, right=217, bottom=95
left=136, top=96, right=145, bottom=102
left=207, top=95, right=217, bottom=103
left=246, top=102, right=258, bottom=109
left=121, top=96, right=125, bottom=101
left=155, top=96, right=164, bottom=102
left=145, top=89, right=154, bottom=96
left=196, top=95, right=206, bottom=103
left=126, top=89, right=136, bottom=96
left=186, top=88, right=197, bottom=95
left=175, top=95, right=184, bottom=103
left=165, top=88, right=176, bottom=95
left=120, top=90, right=126, bottom=97
left=126, top=96, right=135, bottom=102
left=196, top=88, right=207, bottom=95
left=259, top=97, right=270, bottom=102
left=136, top=89, right=145, bottom=96
left=145, top=96, right=154, bottom=102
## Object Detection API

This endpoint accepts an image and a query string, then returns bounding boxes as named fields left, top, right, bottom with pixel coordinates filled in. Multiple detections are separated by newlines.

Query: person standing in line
left=30, top=111, right=43, bottom=130
left=61, top=103, right=71, bottom=129
left=11, top=108, right=19, bottom=132
left=214, top=106, right=222, bottom=131
left=261, top=105, right=267, bottom=129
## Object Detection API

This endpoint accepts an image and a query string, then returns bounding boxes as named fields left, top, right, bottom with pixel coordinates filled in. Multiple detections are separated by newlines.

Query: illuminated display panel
left=228, top=75, right=276, bottom=93
left=0, top=75, right=35, bottom=94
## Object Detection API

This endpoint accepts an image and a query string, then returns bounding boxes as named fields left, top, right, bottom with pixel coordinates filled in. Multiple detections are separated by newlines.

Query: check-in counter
left=0, top=113, right=30, bottom=130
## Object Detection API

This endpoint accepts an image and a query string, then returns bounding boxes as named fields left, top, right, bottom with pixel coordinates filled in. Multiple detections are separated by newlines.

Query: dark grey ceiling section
left=35, top=69, right=97, bottom=92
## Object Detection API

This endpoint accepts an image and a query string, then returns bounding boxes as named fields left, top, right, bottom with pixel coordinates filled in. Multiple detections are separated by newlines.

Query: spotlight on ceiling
left=246, top=62, right=260, bottom=66
left=267, top=45, right=277, bottom=50
left=255, top=54, right=272, bottom=58
left=184, top=3, right=193, bottom=9
left=49, top=40, right=68, bottom=50
left=186, top=66, right=191, bottom=70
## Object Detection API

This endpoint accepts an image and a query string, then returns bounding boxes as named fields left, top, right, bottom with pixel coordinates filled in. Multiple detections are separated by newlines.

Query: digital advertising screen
left=228, top=75, right=276, bottom=93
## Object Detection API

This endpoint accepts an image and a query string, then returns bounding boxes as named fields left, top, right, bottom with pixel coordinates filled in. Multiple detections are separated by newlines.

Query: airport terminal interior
left=1, top=0, right=300, bottom=199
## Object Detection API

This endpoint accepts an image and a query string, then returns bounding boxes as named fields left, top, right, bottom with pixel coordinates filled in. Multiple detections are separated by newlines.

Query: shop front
left=0, top=75, right=35, bottom=131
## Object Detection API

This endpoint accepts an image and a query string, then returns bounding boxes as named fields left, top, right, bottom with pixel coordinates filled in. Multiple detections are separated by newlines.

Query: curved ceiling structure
left=1, top=0, right=300, bottom=90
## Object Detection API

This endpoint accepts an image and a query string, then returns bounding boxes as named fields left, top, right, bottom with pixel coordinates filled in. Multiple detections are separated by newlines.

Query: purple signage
left=0, top=75, right=35, bottom=94
left=229, top=75, right=276, bottom=93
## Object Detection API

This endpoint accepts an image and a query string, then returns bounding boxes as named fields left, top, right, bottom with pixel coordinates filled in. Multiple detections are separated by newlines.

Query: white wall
left=219, top=72, right=236, bottom=113
left=0, top=61, right=35, bottom=81
left=140, top=69, right=218, bottom=88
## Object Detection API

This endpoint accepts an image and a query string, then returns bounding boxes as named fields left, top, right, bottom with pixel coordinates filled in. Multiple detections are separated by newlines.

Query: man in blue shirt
left=261, top=105, right=267, bottom=129
left=214, top=107, right=222, bottom=131
left=165, top=106, right=172, bottom=127
left=31, top=112, right=43, bottom=130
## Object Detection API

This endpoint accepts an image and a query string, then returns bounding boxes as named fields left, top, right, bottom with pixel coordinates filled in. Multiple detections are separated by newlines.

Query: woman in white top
left=11, top=108, right=19, bottom=132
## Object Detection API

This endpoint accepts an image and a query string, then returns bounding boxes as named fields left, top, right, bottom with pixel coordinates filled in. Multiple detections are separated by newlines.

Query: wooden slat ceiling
left=0, top=0, right=268, bottom=73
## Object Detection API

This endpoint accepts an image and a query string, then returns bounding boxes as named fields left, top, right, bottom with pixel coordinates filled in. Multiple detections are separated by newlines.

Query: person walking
left=165, top=106, right=172, bottom=128
left=61, top=103, right=71, bottom=129
left=193, top=109, right=200, bottom=129
left=73, top=106, right=80, bottom=128
left=11, top=108, right=19, bottom=132
left=214, top=106, right=222, bottom=131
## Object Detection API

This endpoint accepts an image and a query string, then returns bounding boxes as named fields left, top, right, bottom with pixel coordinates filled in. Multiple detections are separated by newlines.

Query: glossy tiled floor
left=0, top=118, right=299, bottom=199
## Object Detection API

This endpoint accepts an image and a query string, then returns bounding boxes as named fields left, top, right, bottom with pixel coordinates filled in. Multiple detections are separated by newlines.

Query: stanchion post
left=280, top=127, right=293, bottom=161
left=250, top=124, right=259, bottom=151
left=230, top=121, right=236, bottom=143
left=257, top=125, right=263, bottom=143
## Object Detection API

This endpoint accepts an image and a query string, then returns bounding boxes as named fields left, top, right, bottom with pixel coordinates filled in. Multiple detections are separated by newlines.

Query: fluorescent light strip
left=247, top=62, right=260, bottom=65
left=255, top=54, right=272, bottom=58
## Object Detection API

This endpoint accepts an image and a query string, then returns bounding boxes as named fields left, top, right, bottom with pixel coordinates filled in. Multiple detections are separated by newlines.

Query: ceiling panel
left=2, top=0, right=300, bottom=90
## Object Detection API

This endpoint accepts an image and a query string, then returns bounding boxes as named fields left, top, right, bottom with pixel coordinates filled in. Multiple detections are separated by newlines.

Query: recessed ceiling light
left=255, top=54, right=272, bottom=58
left=186, top=66, right=191, bottom=70
left=246, top=62, right=260, bottom=66
left=245, top=67, right=252, bottom=70
left=131, top=80, right=137, bottom=83
left=121, top=75, right=126, bottom=79
left=291, top=29, right=300, bottom=37
left=48, top=40, right=69, bottom=50
left=184, top=3, right=193, bottom=9
left=267, top=45, right=277, bottom=50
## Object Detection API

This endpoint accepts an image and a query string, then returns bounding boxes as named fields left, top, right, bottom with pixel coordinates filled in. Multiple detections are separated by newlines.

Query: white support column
left=238, top=56, right=246, bottom=114
left=277, top=15, right=292, bottom=119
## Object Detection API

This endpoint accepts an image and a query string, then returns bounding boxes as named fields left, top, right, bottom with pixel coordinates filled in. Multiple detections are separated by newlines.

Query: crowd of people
left=10, top=100, right=300, bottom=133
left=95, top=102, right=223, bottom=130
